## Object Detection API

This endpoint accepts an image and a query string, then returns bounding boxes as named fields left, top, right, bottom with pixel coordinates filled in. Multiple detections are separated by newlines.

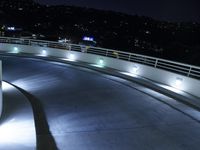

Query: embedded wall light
left=131, top=65, right=139, bottom=74
left=68, top=53, right=75, bottom=61
left=99, top=58, right=104, bottom=65
left=41, top=50, right=47, bottom=56
left=175, top=77, right=183, bottom=88
left=90, top=58, right=105, bottom=68
left=13, top=47, right=19, bottom=53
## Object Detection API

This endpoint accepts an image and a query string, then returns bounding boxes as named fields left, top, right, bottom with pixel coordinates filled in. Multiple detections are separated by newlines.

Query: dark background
left=36, top=0, right=200, bottom=22
left=0, top=0, right=200, bottom=65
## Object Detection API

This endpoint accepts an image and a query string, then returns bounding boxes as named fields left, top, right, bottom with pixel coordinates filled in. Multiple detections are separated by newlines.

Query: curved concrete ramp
left=1, top=56, right=200, bottom=150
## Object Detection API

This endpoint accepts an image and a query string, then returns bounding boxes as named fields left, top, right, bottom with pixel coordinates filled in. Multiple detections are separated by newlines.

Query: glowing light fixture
left=68, top=53, right=75, bottom=61
left=13, top=47, right=19, bottom=53
left=175, top=77, right=183, bottom=88
left=131, top=65, right=139, bottom=74
left=41, top=50, right=47, bottom=56
left=120, top=71, right=138, bottom=77
left=99, top=58, right=104, bottom=65
left=90, top=58, right=105, bottom=68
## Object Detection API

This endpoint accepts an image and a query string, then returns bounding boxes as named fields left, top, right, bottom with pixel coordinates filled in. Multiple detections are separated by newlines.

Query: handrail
left=0, top=36, right=200, bottom=79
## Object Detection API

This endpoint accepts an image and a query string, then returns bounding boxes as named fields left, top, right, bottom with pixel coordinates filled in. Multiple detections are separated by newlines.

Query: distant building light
left=58, top=38, right=70, bottom=43
left=145, top=30, right=150, bottom=34
left=7, top=27, right=15, bottom=31
left=83, top=36, right=94, bottom=42
left=32, top=34, right=36, bottom=38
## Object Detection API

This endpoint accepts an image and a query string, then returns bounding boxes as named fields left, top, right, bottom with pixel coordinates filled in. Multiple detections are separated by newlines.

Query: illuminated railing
left=0, top=36, right=200, bottom=79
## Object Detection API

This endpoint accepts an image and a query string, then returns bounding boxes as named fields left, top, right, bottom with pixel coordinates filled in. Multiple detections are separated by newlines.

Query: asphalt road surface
left=2, top=56, right=200, bottom=150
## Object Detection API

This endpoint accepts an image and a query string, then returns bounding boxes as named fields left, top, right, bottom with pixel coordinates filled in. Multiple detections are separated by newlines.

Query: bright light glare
left=12, top=74, right=60, bottom=92
left=160, top=84, right=183, bottom=94
left=7, top=27, right=15, bottom=31
left=13, top=47, right=19, bottom=53
left=0, top=118, right=36, bottom=147
left=36, top=50, right=48, bottom=57
left=120, top=71, right=138, bottom=77
left=68, top=53, right=75, bottom=61
left=90, top=58, right=105, bottom=68
left=130, top=65, right=139, bottom=74
left=83, top=36, right=94, bottom=41
left=41, top=50, right=47, bottom=56
left=99, top=58, right=104, bottom=65
left=2, top=81, right=13, bottom=91
left=175, top=78, right=183, bottom=89
left=90, top=64, right=104, bottom=68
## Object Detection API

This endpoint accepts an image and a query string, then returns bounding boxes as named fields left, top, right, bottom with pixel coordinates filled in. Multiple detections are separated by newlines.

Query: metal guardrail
left=0, top=37, right=200, bottom=79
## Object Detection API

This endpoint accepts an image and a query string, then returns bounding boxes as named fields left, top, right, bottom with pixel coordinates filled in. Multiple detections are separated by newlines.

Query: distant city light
left=83, top=36, right=94, bottom=42
left=7, top=27, right=15, bottom=31
left=58, top=38, right=70, bottom=43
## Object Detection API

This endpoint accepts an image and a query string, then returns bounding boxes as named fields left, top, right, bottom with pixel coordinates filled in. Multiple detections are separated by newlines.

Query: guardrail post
left=47, top=42, right=50, bottom=48
left=28, top=39, right=31, bottom=45
left=128, top=54, right=131, bottom=61
left=106, top=50, right=108, bottom=56
left=187, top=67, right=192, bottom=77
left=154, top=59, right=158, bottom=68
left=69, top=45, right=71, bottom=51
left=7, top=38, right=10, bottom=44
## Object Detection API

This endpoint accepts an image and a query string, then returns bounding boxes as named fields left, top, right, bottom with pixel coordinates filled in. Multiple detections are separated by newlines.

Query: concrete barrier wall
left=0, top=43, right=200, bottom=98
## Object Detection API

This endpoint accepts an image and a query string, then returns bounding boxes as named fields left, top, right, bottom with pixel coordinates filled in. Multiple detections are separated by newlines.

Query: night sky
left=36, top=0, right=200, bottom=22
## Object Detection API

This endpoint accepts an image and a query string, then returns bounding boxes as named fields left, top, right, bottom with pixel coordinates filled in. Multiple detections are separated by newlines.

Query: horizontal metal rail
left=0, top=36, right=200, bottom=79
